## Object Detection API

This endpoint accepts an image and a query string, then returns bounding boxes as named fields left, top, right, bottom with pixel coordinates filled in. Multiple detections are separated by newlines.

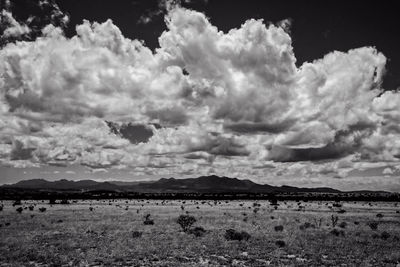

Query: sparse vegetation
left=188, top=226, right=206, bottom=237
left=143, top=214, right=154, bottom=225
left=368, top=221, right=379, bottom=230
left=0, top=199, right=398, bottom=266
left=132, top=231, right=143, bottom=238
left=275, top=240, right=286, bottom=247
left=224, top=229, right=251, bottom=241
left=177, top=215, right=196, bottom=232
left=331, top=215, right=339, bottom=227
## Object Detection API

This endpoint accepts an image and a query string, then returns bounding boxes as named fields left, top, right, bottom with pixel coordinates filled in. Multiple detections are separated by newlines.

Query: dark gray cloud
left=10, top=140, right=35, bottom=160
left=106, top=121, right=157, bottom=144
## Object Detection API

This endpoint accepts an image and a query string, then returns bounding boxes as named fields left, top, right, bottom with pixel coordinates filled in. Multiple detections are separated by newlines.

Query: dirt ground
left=0, top=199, right=399, bottom=266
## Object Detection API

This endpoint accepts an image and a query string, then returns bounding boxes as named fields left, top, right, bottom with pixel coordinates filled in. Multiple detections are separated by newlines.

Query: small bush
left=224, top=229, right=251, bottom=241
left=39, top=207, right=46, bottom=212
left=381, top=231, right=390, bottom=240
left=275, top=240, right=286, bottom=247
left=331, top=215, right=339, bottom=227
left=299, top=222, right=315, bottom=230
left=132, top=231, right=143, bottom=238
left=354, top=221, right=360, bottom=225
left=16, top=207, right=23, bottom=213
left=144, top=214, right=154, bottom=225
left=274, top=225, right=284, bottom=232
left=338, top=222, right=347, bottom=229
left=188, top=226, right=206, bottom=237
left=12, top=200, right=22, bottom=206
left=330, top=229, right=345, bottom=237
left=368, top=222, right=379, bottom=230
left=0, top=205, right=3, bottom=211
left=89, top=207, right=94, bottom=211
left=60, top=199, right=70, bottom=205
left=177, top=215, right=196, bottom=232
left=28, top=206, right=34, bottom=211
left=376, top=213, right=384, bottom=218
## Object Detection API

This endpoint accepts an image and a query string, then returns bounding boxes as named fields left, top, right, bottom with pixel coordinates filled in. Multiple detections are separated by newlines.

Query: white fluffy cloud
left=1, top=5, right=400, bottom=187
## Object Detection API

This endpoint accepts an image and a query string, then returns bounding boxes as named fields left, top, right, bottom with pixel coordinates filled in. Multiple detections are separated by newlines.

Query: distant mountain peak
left=2, top=175, right=343, bottom=194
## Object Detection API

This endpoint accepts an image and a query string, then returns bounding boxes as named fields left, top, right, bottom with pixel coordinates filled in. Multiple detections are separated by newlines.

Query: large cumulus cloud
left=1, top=4, right=400, bottom=185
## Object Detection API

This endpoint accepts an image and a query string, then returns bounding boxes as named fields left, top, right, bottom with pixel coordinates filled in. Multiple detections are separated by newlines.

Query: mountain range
left=1, top=175, right=342, bottom=194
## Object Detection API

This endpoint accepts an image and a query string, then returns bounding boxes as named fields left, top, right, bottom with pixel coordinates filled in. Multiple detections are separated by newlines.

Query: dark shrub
left=354, top=221, right=360, bottom=225
left=376, top=213, right=384, bottom=218
left=13, top=200, right=22, bottom=206
left=60, top=199, right=70, bottom=205
left=331, top=215, right=339, bottom=227
left=132, top=231, right=143, bottom=238
left=381, top=231, right=390, bottom=240
left=372, top=233, right=380, bottom=239
left=275, top=240, right=286, bottom=247
left=89, top=207, right=94, bottom=211
left=28, top=205, right=34, bottom=211
left=333, top=202, right=342, bottom=208
left=337, top=209, right=346, bottom=214
left=274, top=225, right=284, bottom=232
left=144, top=214, right=154, bottom=225
left=16, top=207, right=23, bottom=213
left=299, top=222, right=315, bottom=230
left=368, top=222, right=379, bottom=230
left=0, top=205, right=3, bottom=211
left=177, top=215, right=196, bottom=232
left=338, top=222, right=347, bottom=229
left=188, top=226, right=206, bottom=237
left=39, top=207, right=46, bottom=212
left=330, top=229, right=345, bottom=237
left=224, top=229, right=251, bottom=241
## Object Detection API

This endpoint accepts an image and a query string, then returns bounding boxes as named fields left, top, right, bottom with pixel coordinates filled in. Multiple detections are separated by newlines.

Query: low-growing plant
left=331, top=215, right=339, bottom=227
left=376, top=213, right=384, bottom=218
left=330, top=228, right=345, bottom=237
left=274, top=225, right=284, bottom=232
left=368, top=221, right=379, bottom=230
left=13, top=200, right=22, bottom=206
left=16, top=207, right=23, bottom=213
left=338, top=222, right=347, bottom=229
left=132, top=231, right=143, bottom=238
left=144, top=214, right=154, bottom=225
left=224, top=229, right=250, bottom=241
left=188, top=226, right=206, bottom=237
left=275, top=240, right=286, bottom=247
left=380, top=231, right=390, bottom=240
left=60, top=199, right=70, bottom=205
left=39, top=207, right=46, bottom=212
left=177, top=215, right=196, bottom=232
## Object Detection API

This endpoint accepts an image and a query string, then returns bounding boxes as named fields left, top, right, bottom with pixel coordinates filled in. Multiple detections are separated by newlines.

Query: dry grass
left=0, top=200, right=399, bottom=266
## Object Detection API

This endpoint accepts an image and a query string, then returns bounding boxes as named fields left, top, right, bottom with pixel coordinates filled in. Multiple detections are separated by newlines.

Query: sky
left=0, top=0, right=400, bottom=192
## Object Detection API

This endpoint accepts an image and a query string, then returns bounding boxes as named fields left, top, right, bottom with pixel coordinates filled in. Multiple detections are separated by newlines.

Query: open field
left=0, top=199, right=400, bottom=266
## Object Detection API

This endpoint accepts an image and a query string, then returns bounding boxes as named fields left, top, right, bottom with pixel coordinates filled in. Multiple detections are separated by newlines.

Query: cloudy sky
left=0, top=0, right=400, bottom=191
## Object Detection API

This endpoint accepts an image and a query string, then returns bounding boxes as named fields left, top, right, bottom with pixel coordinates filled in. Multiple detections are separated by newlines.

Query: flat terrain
left=0, top=199, right=399, bottom=266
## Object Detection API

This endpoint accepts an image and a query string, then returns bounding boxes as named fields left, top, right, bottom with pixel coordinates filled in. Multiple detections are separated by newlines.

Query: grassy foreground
left=0, top=199, right=399, bottom=266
